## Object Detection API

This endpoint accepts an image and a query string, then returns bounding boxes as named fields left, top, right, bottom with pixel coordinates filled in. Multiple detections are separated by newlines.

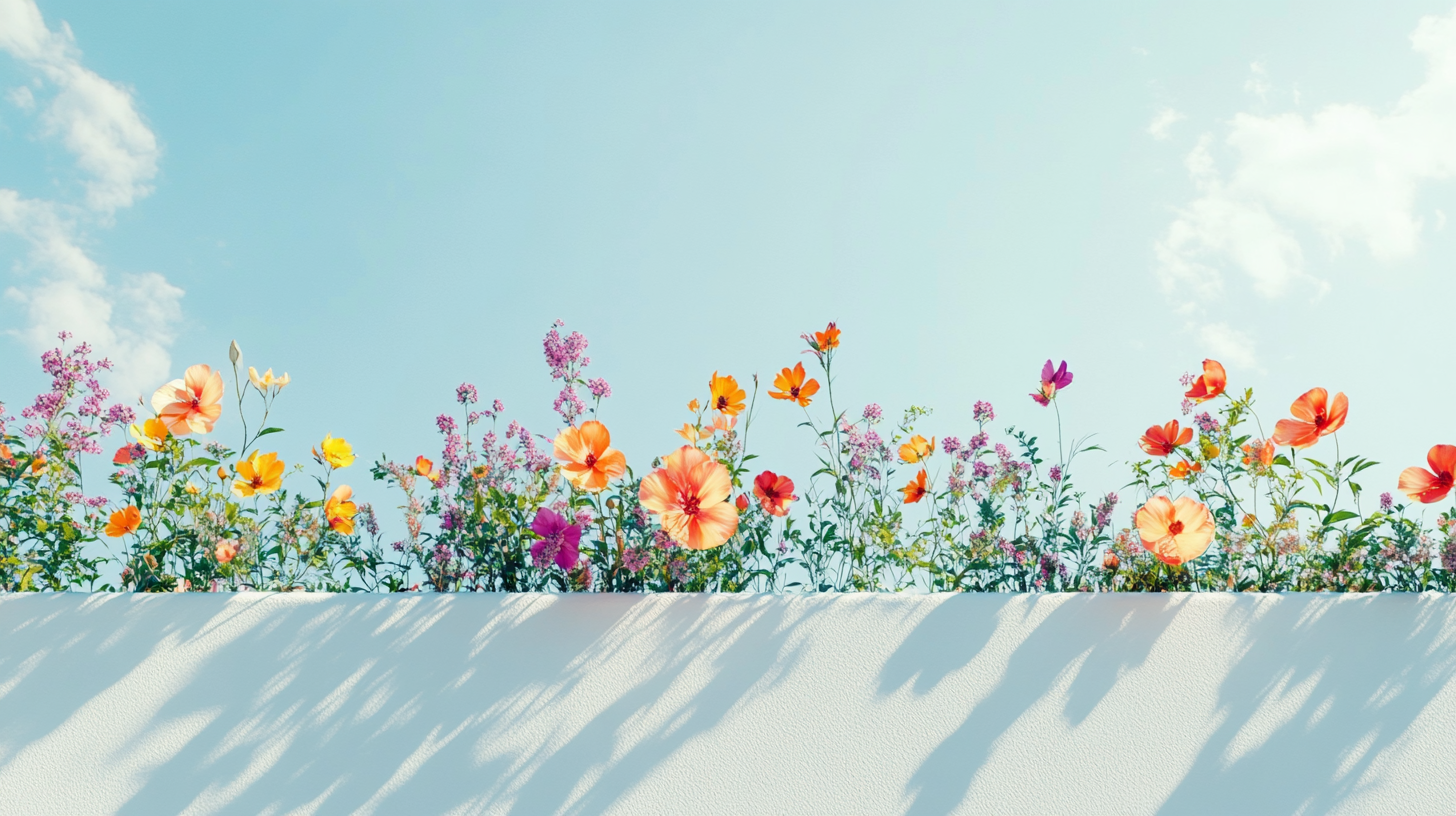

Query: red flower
left=752, top=471, right=797, bottom=517
left=1398, top=444, right=1456, bottom=504
left=1139, top=420, right=1193, bottom=457
left=1272, top=388, right=1347, bottom=450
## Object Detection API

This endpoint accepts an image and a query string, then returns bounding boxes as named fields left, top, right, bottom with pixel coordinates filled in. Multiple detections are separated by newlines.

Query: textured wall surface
left=1, top=593, right=1454, bottom=815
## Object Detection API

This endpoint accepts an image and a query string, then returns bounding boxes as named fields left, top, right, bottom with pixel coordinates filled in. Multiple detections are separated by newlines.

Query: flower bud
left=1102, top=550, right=1120, bottom=572
left=229, top=340, right=242, bottom=364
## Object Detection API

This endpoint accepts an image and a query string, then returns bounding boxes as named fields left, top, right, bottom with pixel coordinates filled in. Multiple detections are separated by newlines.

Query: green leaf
left=1322, top=510, right=1359, bottom=525
left=256, top=427, right=285, bottom=438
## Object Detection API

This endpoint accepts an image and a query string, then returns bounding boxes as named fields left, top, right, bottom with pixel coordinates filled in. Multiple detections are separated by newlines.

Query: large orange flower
left=104, top=506, right=141, bottom=538
left=898, top=435, right=935, bottom=464
left=1272, top=388, right=1348, bottom=450
left=553, top=420, right=627, bottom=492
left=709, top=372, right=746, bottom=417
left=232, top=452, right=284, bottom=497
left=1184, top=359, right=1227, bottom=403
left=769, top=362, right=820, bottom=407
left=901, top=469, right=929, bottom=504
left=325, top=485, right=358, bottom=534
left=151, top=364, right=224, bottom=436
left=1139, top=420, right=1193, bottom=457
left=639, top=446, right=738, bottom=549
left=1398, top=444, right=1456, bottom=504
left=1134, top=496, right=1215, bottom=566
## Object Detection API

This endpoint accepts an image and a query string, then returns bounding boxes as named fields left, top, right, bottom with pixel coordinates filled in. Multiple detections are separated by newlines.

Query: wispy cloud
left=1155, top=6, right=1456, bottom=365
left=1147, top=107, right=1185, bottom=141
left=0, top=0, right=180, bottom=399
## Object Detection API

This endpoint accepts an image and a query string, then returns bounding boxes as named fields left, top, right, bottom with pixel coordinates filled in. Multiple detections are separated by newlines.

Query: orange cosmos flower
left=552, top=420, right=627, bottom=493
left=1398, top=444, right=1456, bottom=504
left=1169, top=460, right=1202, bottom=480
left=27, top=454, right=45, bottom=476
left=1272, top=388, right=1348, bottom=450
left=901, top=469, right=929, bottom=504
left=325, top=485, right=358, bottom=534
left=753, top=470, right=797, bottom=517
left=129, top=418, right=169, bottom=451
left=638, top=445, right=739, bottom=549
left=215, top=540, right=239, bottom=564
left=415, top=455, right=441, bottom=483
left=1134, top=496, right=1215, bottom=566
left=769, top=362, right=820, bottom=407
left=711, top=413, right=737, bottom=435
left=151, top=364, right=225, bottom=436
left=104, top=506, right=141, bottom=538
left=232, top=452, right=284, bottom=497
left=1139, top=420, right=1193, bottom=457
left=709, top=372, right=746, bottom=417
left=898, top=435, right=935, bottom=463
left=1184, top=359, right=1227, bottom=403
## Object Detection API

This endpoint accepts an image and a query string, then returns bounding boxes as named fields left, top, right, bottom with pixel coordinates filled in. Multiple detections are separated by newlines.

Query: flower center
left=716, top=396, right=728, bottom=410
left=584, top=453, right=598, bottom=468
left=789, top=386, right=801, bottom=398
left=1168, top=520, right=1184, bottom=535
left=682, top=494, right=701, bottom=516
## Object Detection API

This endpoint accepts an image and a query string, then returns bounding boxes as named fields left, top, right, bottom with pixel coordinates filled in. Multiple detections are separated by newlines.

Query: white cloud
left=0, top=0, right=177, bottom=399
left=1147, top=107, right=1185, bottom=141
left=1244, top=61, right=1271, bottom=102
left=1155, top=5, right=1456, bottom=365
left=1197, top=323, right=1259, bottom=372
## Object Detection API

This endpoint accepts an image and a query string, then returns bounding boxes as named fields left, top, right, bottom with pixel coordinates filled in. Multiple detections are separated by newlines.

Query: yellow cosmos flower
left=675, top=423, right=712, bottom=442
left=129, top=418, right=170, bottom=452
left=232, top=451, right=285, bottom=497
left=314, top=434, right=355, bottom=469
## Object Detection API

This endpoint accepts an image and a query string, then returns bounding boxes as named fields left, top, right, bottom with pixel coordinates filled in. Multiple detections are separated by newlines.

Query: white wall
left=0, top=593, right=1453, bottom=815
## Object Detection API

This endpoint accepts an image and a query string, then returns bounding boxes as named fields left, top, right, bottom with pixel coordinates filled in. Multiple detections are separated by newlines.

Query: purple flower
left=1048, top=465, right=1062, bottom=483
left=456, top=383, right=478, bottom=405
left=1030, top=361, right=1071, bottom=406
left=587, top=378, right=612, bottom=399
left=1195, top=412, right=1220, bottom=434
left=530, top=508, right=583, bottom=570
left=1380, top=492, right=1394, bottom=512
left=941, top=436, right=961, bottom=455
left=436, top=414, right=457, bottom=435
left=862, top=403, right=883, bottom=422
left=621, top=548, right=652, bottom=573
left=972, top=401, right=995, bottom=424
left=968, top=432, right=989, bottom=451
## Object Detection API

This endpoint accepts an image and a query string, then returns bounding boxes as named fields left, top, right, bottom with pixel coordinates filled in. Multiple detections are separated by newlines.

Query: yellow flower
left=128, top=418, right=170, bottom=452
left=248, top=367, right=291, bottom=394
left=314, top=434, right=355, bottom=468
left=184, top=482, right=201, bottom=495
left=232, top=451, right=285, bottom=497
left=325, top=485, right=357, bottom=535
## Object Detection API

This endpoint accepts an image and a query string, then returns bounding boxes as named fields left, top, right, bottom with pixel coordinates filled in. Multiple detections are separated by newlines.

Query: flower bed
left=1, top=323, right=1451, bottom=593
left=1, top=592, right=1453, bottom=815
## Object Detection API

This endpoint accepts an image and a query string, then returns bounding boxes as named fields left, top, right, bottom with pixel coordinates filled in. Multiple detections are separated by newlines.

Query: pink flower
left=529, top=507, right=582, bottom=570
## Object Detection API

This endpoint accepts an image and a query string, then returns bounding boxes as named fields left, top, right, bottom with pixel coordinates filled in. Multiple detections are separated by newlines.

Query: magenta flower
left=1029, top=360, right=1073, bottom=406
left=530, top=507, right=582, bottom=570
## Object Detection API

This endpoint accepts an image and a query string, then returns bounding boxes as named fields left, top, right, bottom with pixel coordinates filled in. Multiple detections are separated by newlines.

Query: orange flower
left=151, top=364, right=225, bottom=436
left=325, top=485, right=358, bottom=534
left=709, top=372, right=746, bottom=417
left=415, top=455, right=441, bottom=483
left=232, top=452, right=284, bottom=497
left=215, top=540, right=239, bottom=564
left=638, top=446, right=739, bottom=549
left=1398, top=444, right=1456, bottom=504
left=753, top=470, right=797, bottom=517
left=1169, top=460, right=1203, bottom=480
left=804, top=321, right=841, bottom=354
left=1241, top=439, right=1275, bottom=468
left=27, top=454, right=45, bottom=476
left=1184, top=359, right=1227, bottom=403
left=687, top=399, right=701, bottom=413
left=1272, top=388, right=1348, bottom=450
left=898, top=435, right=936, bottom=463
left=112, top=445, right=134, bottom=465
left=105, top=506, right=141, bottom=538
left=1139, top=420, right=1193, bottom=457
left=552, top=420, right=627, bottom=492
left=1134, top=496, right=1215, bottom=566
left=900, top=469, right=929, bottom=504
left=768, top=362, right=820, bottom=407
left=711, top=413, right=737, bottom=435
left=675, top=423, right=713, bottom=443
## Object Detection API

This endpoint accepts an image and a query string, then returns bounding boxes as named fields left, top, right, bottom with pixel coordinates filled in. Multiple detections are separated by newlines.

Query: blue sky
left=2, top=0, right=1454, bottom=508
